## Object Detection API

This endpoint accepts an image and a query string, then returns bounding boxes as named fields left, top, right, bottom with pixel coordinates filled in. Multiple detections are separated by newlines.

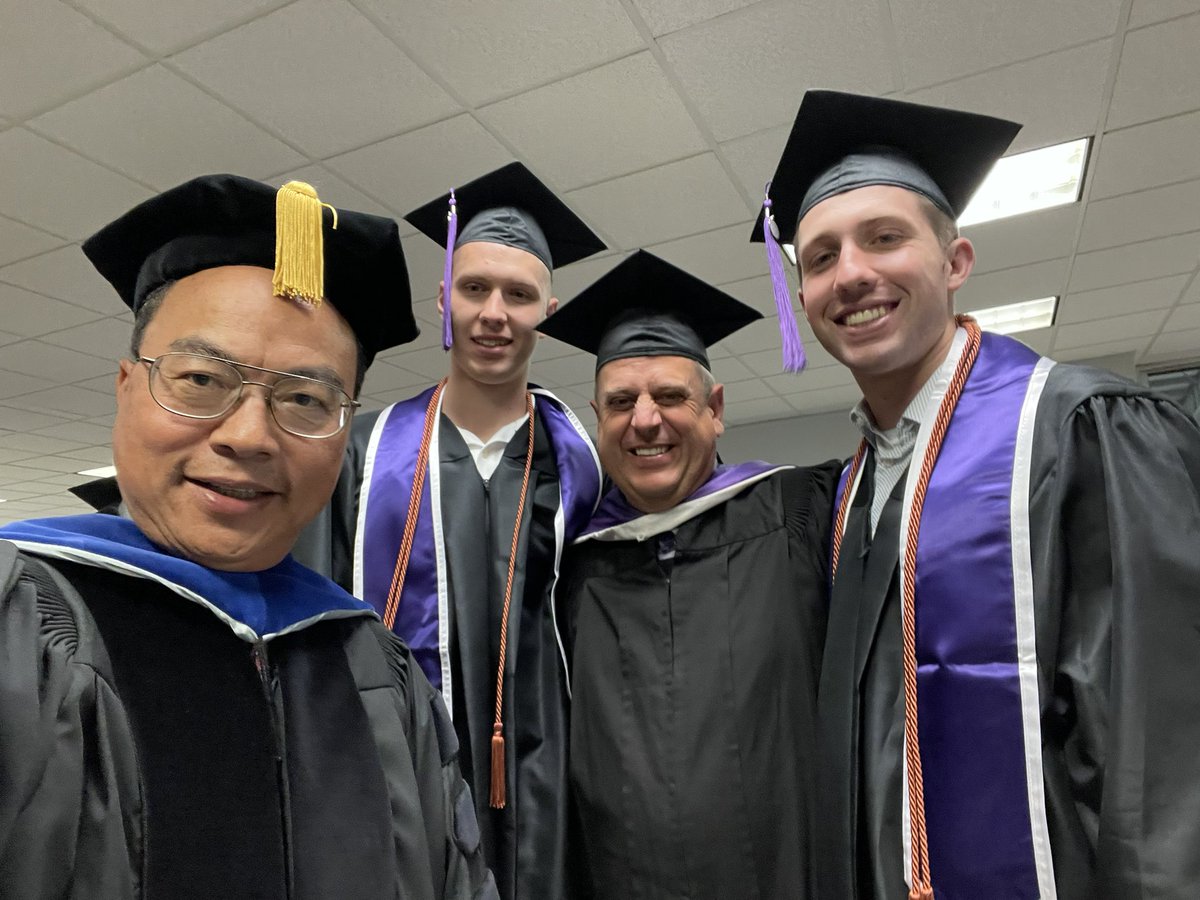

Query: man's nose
left=630, top=396, right=662, bottom=432
left=208, top=384, right=281, bottom=457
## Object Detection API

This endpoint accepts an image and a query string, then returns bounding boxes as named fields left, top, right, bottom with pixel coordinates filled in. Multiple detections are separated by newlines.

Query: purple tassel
left=763, top=185, right=805, bottom=372
left=442, top=188, right=457, bottom=350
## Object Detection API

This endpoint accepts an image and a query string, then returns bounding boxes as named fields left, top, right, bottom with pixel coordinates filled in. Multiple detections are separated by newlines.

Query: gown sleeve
left=0, top=545, right=143, bottom=899
left=1034, top=389, right=1200, bottom=898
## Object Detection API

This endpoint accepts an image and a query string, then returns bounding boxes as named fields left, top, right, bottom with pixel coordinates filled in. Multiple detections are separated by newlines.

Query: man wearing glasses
left=0, top=175, right=496, bottom=899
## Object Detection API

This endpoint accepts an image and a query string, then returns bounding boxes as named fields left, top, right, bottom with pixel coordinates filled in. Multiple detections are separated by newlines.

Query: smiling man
left=758, top=91, right=1200, bottom=899
left=291, top=163, right=605, bottom=900
left=541, top=251, right=841, bottom=899
left=0, top=175, right=495, bottom=899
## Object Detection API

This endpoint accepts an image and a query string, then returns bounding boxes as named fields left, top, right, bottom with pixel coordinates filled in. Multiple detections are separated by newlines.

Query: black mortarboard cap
left=82, top=173, right=417, bottom=366
left=405, top=161, right=605, bottom=270
left=405, top=161, right=606, bottom=349
left=537, top=251, right=762, bottom=372
left=751, top=90, right=1022, bottom=245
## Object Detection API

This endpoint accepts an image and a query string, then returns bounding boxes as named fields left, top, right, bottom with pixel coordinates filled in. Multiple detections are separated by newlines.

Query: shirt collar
left=848, top=325, right=967, bottom=450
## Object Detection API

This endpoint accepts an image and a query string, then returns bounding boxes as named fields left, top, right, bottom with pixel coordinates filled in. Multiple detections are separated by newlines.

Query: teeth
left=844, top=306, right=890, bottom=326
left=476, top=339, right=509, bottom=346
left=633, top=447, right=668, bottom=457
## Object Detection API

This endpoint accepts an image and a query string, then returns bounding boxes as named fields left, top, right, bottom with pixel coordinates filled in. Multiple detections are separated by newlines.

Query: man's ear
left=589, top=397, right=598, bottom=416
left=796, top=287, right=808, bottom=316
left=540, top=296, right=559, bottom=337
left=709, top=382, right=725, bottom=437
left=946, top=237, right=976, bottom=292
left=436, top=281, right=445, bottom=317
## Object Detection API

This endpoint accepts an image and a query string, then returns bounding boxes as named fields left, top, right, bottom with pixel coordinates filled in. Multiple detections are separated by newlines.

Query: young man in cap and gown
left=756, top=91, right=1200, bottom=899
left=292, top=163, right=604, bottom=900
left=0, top=174, right=496, bottom=899
left=542, top=250, right=841, bottom=899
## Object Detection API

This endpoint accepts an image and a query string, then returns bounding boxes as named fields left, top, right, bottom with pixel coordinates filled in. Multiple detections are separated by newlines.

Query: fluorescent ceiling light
left=959, top=138, right=1089, bottom=228
left=77, top=465, right=117, bottom=478
left=970, top=297, right=1058, bottom=335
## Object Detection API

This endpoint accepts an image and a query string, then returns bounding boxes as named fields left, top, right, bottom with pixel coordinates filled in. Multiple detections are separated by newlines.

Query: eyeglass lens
left=149, top=353, right=345, bottom=437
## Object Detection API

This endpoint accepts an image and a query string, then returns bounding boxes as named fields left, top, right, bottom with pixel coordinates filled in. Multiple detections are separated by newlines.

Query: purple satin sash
left=356, top=387, right=600, bottom=690
left=581, top=460, right=784, bottom=537
left=834, top=333, right=1048, bottom=898
left=916, top=333, right=1042, bottom=899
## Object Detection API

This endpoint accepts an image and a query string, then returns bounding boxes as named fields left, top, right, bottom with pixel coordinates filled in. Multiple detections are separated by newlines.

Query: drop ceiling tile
left=38, top=316, right=131, bottom=360
left=401, top=233, right=448, bottom=305
left=0, top=130, right=152, bottom=240
left=0, top=431, right=87, bottom=455
left=530, top=353, right=595, bottom=389
left=0, top=245, right=123, bottom=313
left=0, top=407, right=73, bottom=432
left=70, top=374, right=123, bottom=394
left=60, top=444, right=116, bottom=464
left=723, top=396, right=796, bottom=426
left=965, top=204, right=1082, bottom=275
left=721, top=378, right=778, bottom=404
left=478, top=53, right=708, bottom=190
left=383, top=344, right=449, bottom=380
left=1054, top=309, right=1168, bottom=350
left=31, top=65, right=305, bottom=190
left=1068, top=232, right=1200, bottom=293
left=0, top=331, right=21, bottom=347
left=709, top=355, right=757, bottom=384
left=564, top=154, right=748, bottom=248
left=77, top=0, right=289, bottom=55
left=660, top=0, right=896, bottom=143
left=547, top=253, right=625, bottom=305
left=956, top=258, right=1070, bottom=311
left=360, top=0, right=642, bottom=105
left=1145, top=326, right=1200, bottom=362
left=1079, top=179, right=1200, bottom=251
left=1128, top=0, right=1200, bottom=27
left=326, top=115, right=513, bottom=217
left=904, top=41, right=1111, bottom=153
left=646, top=223, right=771, bottom=289
left=1058, top=274, right=1189, bottom=324
left=11, top=455, right=94, bottom=475
left=636, top=0, right=762, bottom=35
left=0, top=0, right=146, bottom=119
left=1107, top=13, right=1200, bottom=130
left=1091, top=110, right=1200, bottom=198
left=4, top=386, right=117, bottom=417
left=721, top=273, right=793, bottom=318
left=172, top=0, right=458, bottom=158
left=0, top=283, right=106, bottom=338
left=764, top=365, right=857, bottom=397
left=264, top=164, right=398, bottom=221
left=358, top=361, right=429, bottom=395
left=0, top=215, right=64, bottom=267
left=34, top=420, right=114, bottom=445
left=720, top=122, right=791, bottom=202
left=0, top=341, right=118, bottom=384
left=0, top=370, right=52, bottom=400
left=1166, top=304, right=1200, bottom=331
left=1055, top=337, right=1153, bottom=364
left=889, top=0, right=1119, bottom=89
left=1012, top=328, right=1053, bottom=355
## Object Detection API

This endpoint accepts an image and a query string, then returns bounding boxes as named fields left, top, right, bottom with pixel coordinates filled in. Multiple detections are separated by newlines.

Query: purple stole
left=836, top=331, right=1059, bottom=899
left=353, top=385, right=601, bottom=710
left=578, top=460, right=788, bottom=542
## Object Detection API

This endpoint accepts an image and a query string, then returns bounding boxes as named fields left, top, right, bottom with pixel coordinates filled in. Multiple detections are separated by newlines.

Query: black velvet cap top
left=751, top=90, right=1021, bottom=245
left=537, top=251, right=762, bottom=372
left=404, top=161, right=605, bottom=271
left=81, top=173, right=417, bottom=366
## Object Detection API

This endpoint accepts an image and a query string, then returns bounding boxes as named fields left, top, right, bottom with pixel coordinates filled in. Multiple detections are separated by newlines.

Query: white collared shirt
left=454, top=413, right=530, bottom=483
left=848, top=328, right=966, bottom=536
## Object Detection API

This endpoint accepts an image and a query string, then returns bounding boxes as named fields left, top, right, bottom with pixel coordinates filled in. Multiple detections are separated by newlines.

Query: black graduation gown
left=0, top=544, right=495, bottom=900
left=816, top=363, right=1200, bottom=899
left=560, top=464, right=839, bottom=900
left=294, top=408, right=572, bottom=900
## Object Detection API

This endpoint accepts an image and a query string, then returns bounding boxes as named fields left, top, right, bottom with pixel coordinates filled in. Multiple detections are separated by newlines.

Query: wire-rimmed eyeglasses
left=137, top=352, right=360, bottom=439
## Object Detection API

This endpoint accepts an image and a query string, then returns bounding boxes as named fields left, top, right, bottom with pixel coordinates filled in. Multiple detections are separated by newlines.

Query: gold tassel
left=489, top=723, right=506, bottom=809
left=909, top=885, right=935, bottom=900
left=273, top=180, right=337, bottom=307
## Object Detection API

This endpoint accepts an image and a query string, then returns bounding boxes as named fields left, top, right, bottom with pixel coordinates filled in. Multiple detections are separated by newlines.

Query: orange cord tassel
left=489, top=723, right=506, bottom=808
left=909, top=886, right=934, bottom=900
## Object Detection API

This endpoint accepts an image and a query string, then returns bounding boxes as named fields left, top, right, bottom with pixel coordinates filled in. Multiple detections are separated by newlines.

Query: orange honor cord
left=489, top=392, right=536, bottom=809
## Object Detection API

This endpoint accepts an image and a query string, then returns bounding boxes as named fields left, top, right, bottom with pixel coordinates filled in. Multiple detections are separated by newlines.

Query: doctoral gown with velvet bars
left=817, top=361, right=1200, bottom=900
left=559, top=463, right=839, bottom=900
left=294, top=409, right=574, bottom=900
left=0, top=530, right=495, bottom=900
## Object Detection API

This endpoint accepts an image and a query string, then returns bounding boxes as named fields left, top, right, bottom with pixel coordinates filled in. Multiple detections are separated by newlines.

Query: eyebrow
left=165, top=337, right=348, bottom=390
